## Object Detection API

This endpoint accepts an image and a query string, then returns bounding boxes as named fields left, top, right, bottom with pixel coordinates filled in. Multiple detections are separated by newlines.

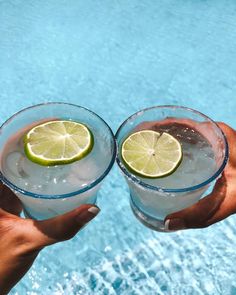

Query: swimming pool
left=1, top=0, right=236, bottom=294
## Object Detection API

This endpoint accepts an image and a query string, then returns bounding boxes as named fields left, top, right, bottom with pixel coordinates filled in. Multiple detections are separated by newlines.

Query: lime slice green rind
left=24, top=120, right=94, bottom=166
left=121, top=130, right=183, bottom=178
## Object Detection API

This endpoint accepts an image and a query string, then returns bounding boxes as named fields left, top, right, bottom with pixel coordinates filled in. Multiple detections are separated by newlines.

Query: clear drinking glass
left=0, top=102, right=116, bottom=220
left=116, top=105, right=228, bottom=232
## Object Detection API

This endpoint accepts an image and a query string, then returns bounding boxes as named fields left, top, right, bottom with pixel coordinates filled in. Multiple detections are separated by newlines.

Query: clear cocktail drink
left=116, top=106, right=228, bottom=232
left=0, top=103, right=116, bottom=220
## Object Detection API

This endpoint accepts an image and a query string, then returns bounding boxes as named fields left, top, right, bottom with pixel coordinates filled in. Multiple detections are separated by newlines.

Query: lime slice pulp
left=121, top=130, right=182, bottom=178
left=24, top=120, right=93, bottom=166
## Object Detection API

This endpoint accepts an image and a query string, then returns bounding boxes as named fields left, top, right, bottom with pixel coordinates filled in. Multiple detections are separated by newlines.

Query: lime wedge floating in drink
left=24, top=120, right=94, bottom=166
left=121, top=130, right=182, bottom=178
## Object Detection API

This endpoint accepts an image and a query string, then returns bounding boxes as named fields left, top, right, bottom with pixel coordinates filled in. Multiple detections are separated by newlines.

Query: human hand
left=0, top=185, right=99, bottom=294
left=165, top=122, right=235, bottom=230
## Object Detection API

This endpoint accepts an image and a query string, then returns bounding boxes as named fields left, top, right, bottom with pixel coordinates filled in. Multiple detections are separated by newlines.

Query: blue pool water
left=1, top=1, right=236, bottom=294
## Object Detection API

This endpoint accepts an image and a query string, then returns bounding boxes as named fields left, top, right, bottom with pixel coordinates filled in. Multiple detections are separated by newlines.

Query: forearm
left=0, top=253, right=38, bottom=294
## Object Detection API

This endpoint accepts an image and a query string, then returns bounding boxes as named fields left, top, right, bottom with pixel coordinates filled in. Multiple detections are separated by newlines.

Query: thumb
left=27, top=204, right=100, bottom=249
left=164, top=175, right=226, bottom=231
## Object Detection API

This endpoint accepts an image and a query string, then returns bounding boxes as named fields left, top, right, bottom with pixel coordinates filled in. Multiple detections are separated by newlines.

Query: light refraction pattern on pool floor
left=0, top=0, right=236, bottom=294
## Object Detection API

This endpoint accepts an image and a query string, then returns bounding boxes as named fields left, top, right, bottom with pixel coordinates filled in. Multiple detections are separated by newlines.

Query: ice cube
left=68, top=157, right=101, bottom=186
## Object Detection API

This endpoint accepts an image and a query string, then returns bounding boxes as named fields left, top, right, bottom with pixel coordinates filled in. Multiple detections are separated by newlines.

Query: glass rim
left=115, top=105, right=229, bottom=193
left=0, top=102, right=117, bottom=199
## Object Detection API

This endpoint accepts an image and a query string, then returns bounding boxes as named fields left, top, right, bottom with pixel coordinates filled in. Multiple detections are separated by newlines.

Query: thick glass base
left=23, top=197, right=99, bottom=220
left=130, top=196, right=172, bottom=232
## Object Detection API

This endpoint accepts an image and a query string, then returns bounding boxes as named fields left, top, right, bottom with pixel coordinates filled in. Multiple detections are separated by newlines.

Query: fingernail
left=88, top=206, right=100, bottom=215
left=165, top=218, right=186, bottom=231
left=76, top=206, right=100, bottom=225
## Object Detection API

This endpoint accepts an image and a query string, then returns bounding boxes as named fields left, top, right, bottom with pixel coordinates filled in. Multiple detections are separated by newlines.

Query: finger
left=217, top=122, right=236, bottom=137
left=217, top=122, right=236, bottom=167
left=23, top=204, right=100, bottom=249
left=0, top=183, right=22, bottom=216
left=164, top=175, right=227, bottom=230
left=206, top=178, right=236, bottom=226
left=205, top=200, right=234, bottom=227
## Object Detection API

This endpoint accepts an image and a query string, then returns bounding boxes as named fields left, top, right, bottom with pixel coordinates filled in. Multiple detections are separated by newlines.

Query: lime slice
left=121, top=130, right=182, bottom=178
left=24, top=120, right=93, bottom=166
